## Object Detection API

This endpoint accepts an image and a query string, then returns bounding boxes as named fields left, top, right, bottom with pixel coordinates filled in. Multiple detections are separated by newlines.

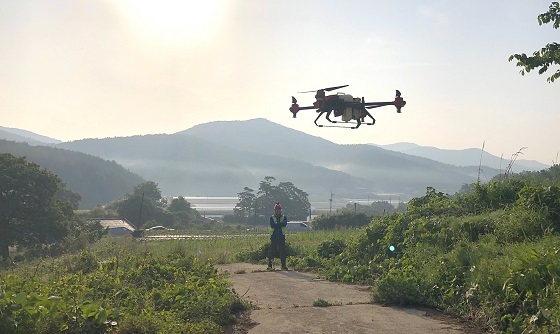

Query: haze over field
left=1, top=1, right=559, bottom=165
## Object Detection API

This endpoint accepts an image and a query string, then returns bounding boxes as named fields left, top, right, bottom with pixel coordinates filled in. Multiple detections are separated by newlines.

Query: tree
left=234, top=177, right=311, bottom=223
left=55, top=187, right=82, bottom=210
left=168, top=196, right=192, bottom=212
left=0, top=154, right=71, bottom=261
left=109, top=193, right=172, bottom=229
left=234, top=187, right=256, bottom=224
left=133, top=181, right=162, bottom=203
left=168, top=196, right=199, bottom=227
left=509, top=2, right=560, bottom=82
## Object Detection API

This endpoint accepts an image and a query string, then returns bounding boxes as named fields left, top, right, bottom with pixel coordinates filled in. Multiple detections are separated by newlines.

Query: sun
left=116, top=0, right=227, bottom=47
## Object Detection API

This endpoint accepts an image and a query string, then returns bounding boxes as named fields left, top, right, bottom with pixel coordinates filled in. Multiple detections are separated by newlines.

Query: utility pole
left=329, top=191, right=333, bottom=215
left=137, top=193, right=145, bottom=229
left=254, top=199, right=257, bottom=232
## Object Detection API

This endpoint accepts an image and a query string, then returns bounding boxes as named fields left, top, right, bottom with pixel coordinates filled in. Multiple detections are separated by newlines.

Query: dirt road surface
left=218, top=263, right=483, bottom=334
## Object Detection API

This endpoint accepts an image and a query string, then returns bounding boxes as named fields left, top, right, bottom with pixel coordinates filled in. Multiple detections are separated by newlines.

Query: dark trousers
left=268, top=236, right=286, bottom=267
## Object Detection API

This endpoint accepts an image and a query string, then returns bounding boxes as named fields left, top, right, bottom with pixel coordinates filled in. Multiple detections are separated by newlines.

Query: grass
left=130, top=228, right=360, bottom=265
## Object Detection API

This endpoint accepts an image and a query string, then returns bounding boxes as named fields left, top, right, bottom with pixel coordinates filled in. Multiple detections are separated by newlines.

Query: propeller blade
left=291, top=96, right=297, bottom=104
left=297, top=84, right=349, bottom=93
left=396, top=90, right=401, bottom=97
left=323, top=84, right=349, bottom=92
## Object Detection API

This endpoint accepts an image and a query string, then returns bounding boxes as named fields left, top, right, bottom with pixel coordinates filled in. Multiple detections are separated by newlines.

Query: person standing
left=268, top=202, right=288, bottom=270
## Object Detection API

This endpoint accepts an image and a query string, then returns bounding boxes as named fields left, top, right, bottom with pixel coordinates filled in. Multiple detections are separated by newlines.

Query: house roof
left=91, top=218, right=136, bottom=231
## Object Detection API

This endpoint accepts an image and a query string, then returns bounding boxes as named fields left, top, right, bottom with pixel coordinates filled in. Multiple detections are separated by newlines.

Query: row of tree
left=225, top=176, right=311, bottom=224
left=95, top=181, right=202, bottom=230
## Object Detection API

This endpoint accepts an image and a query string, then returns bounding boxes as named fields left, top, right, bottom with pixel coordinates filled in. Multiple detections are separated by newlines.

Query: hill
left=0, top=126, right=61, bottom=145
left=0, top=139, right=144, bottom=209
left=177, top=119, right=500, bottom=195
left=377, top=142, right=549, bottom=172
left=57, top=133, right=378, bottom=199
left=57, top=119, right=501, bottom=201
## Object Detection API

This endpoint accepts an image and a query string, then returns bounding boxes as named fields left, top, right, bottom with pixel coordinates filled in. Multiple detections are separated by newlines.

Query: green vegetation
left=312, top=298, right=335, bottom=307
left=509, top=1, right=560, bottom=83
left=0, top=238, right=247, bottom=333
left=283, top=165, right=560, bottom=333
left=226, top=176, right=311, bottom=223
left=0, top=153, right=106, bottom=262
left=0, top=139, right=145, bottom=209
left=75, top=180, right=203, bottom=230
left=4, top=145, right=560, bottom=333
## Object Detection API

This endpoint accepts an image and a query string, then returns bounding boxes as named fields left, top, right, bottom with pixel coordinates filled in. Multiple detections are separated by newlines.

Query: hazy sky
left=1, top=1, right=558, bottom=165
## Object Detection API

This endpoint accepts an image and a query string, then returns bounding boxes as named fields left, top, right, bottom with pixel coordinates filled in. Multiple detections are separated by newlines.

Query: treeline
left=0, top=139, right=145, bottom=209
left=311, top=201, right=407, bottom=229
left=84, top=181, right=203, bottom=230
left=225, top=176, right=311, bottom=223
left=290, top=165, right=560, bottom=333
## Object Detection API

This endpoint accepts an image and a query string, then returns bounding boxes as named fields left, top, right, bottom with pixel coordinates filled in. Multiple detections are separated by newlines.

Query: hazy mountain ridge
left=57, top=133, right=379, bottom=198
left=0, top=126, right=61, bottom=145
left=3, top=119, right=544, bottom=203
left=0, top=139, right=144, bottom=209
left=178, top=119, right=495, bottom=195
left=377, top=142, right=549, bottom=172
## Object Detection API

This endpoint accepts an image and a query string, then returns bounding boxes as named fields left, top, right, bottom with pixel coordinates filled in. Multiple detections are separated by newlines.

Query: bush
left=234, top=241, right=298, bottom=263
left=317, top=239, right=345, bottom=259
left=311, top=211, right=370, bottom=230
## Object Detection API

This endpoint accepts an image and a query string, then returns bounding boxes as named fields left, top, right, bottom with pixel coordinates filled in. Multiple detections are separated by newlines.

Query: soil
left=218, top=263, right=487, bottom=334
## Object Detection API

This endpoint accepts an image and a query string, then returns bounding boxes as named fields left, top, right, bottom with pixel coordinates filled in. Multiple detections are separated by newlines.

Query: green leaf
left=96, top=309, right=108, bottom=323
left=13, top=292, right=27, bottom=305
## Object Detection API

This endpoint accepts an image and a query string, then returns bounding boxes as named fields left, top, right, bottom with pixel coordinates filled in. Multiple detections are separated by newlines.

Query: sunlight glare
left=117, top=0, right=227, bottom=47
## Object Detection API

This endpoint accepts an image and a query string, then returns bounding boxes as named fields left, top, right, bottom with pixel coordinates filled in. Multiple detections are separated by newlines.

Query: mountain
left=177, top=119, right=499, bottom=196
left=0, top=126, right=61, bottom=145
left=54, top=118, right=503, bottom=201
left=8, top=119, right=536, bottom=203
left=377, top=142, right=549, bottom=173
left=57, top=133, right=380, bottom=200
left=0, top=139, right=144, bottom=209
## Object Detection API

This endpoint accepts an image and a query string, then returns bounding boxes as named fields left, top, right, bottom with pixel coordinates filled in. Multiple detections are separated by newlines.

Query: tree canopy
left=133, top=180, right=162, bottom=202
left=0, top=154, right=73, bottom=260
left=233, top=176, right=311, bottom=223
left=509, top=2, right=560, bottom=82
left=107, top=182, right=200, bottom=229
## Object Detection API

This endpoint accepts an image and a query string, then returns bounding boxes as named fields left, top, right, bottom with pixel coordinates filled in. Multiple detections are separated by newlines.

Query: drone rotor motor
left=290, top=96, right=300, bottom=118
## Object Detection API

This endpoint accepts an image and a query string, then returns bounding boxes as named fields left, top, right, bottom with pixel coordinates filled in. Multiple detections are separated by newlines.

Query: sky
left=0, top=0, right=559, bottom=165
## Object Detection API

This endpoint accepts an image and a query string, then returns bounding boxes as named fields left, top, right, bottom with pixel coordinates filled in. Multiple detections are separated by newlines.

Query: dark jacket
left=269, top=214, right=288, bottom=240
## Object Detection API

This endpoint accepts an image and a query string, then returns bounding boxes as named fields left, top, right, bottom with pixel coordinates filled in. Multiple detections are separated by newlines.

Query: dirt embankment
left=218, top=263, right=485, bottom=334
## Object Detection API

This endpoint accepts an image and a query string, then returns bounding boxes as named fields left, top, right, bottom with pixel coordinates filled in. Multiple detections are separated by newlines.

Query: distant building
left=195, top=216, right=218, bottom=224
left=91, top=218, right=137, bottom=236
left=286, top=221, right=312, bottom=231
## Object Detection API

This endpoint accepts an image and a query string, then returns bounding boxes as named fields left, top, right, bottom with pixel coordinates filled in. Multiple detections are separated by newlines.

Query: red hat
left=274, top=202, right=282, bottom=210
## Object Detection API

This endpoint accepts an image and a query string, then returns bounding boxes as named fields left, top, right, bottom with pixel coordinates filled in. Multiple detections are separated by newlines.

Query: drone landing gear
left=314, top=110, right=376, bottom=129
left=315, top=120, right=375, bottom=129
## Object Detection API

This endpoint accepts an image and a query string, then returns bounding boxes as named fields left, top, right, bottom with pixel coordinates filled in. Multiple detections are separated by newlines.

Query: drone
left=289, top=85, right=406, bottom=129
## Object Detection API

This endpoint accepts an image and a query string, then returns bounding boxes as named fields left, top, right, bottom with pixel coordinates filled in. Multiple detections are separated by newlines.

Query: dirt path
left=218, top=263, right=483, bottom=334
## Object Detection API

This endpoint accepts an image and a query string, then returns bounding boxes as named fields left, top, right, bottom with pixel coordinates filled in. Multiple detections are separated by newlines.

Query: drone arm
left=364, top=92, right=406, bottom=113
left=289, top=104, right=317, bottom=118
left=363, top=102, right=395, bottom=108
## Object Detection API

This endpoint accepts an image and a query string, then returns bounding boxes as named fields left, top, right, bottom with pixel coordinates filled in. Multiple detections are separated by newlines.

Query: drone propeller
left=297, top=84, right=349, bottom=93
left=292, top=96, right=297, bottom=104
